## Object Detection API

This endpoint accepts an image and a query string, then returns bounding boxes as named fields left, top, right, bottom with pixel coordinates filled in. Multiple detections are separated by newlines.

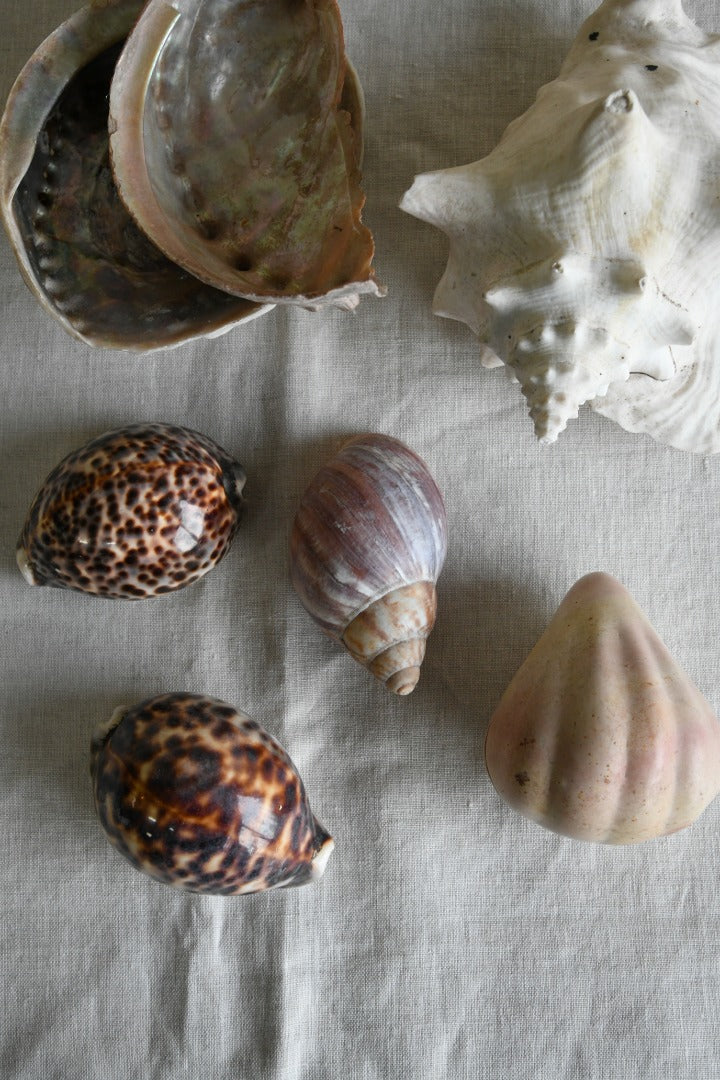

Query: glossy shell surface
left=485, top=573, right=720, bottom=843
left=290, top=434, right=447, bottom=694
left=91, top=693, right=333, bottom=894
left=17, top=423, right=245, bottom=599
left=0, top=0, right=268, bottom=349
left=401, top=0, right=720, bottom=451
left=109, top=0, right=382, bottom=308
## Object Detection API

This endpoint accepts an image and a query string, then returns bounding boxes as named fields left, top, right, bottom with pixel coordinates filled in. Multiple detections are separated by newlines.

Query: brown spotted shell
left=290, top=434, right=447, bottom=695
left=91, top=693, right=333, bottom=894
left=17, top=423, right=245, bottom=599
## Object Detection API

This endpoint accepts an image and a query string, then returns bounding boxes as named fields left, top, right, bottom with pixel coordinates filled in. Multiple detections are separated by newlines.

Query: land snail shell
left=485, top=573, right=720, bottom=844
left=91, top=693, right=333, bottom=894
left=0, top=0, right=380, bottom=350
left=17, top=423, right=245, bottom=599
left=400, top=0, right=720, bottom=452
left=290, top=434, right=447, bottom=696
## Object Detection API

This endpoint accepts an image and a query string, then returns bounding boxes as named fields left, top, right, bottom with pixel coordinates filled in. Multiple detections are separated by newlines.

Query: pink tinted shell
left=290, top=434, right=447, bottom=637
left=485, top=573, right=720, bottom=843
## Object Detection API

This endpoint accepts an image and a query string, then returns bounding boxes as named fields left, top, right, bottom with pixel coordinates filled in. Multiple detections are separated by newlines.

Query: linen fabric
left=1, top=1, right=719, bottom=1077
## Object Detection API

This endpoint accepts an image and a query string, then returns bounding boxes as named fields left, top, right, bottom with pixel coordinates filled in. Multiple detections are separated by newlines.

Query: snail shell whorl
left=290, top=435, right=447, bottom=694
left=343, top=581, right=437, bottom=695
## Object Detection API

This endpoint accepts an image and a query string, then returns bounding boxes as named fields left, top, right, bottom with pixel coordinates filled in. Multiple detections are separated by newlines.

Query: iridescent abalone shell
left=109, top=0, right=382, bottom=307
left=0, top=0, right=266, bottom=349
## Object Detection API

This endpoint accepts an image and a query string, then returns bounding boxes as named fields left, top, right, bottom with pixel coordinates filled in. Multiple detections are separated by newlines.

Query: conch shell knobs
left=485, top=573, right=720, bottom=843
left=17, top=423, right=245, bottom=598
left=401, top=0, right=720, bottom=452
left=290, top=435, right=447, bottom=695
left=91, top=694, right=333, bottom=894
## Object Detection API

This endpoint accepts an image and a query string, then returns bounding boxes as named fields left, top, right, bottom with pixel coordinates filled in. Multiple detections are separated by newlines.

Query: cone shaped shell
left=485, top=573, right=720, bottom=843
left=290, top=435, right=447, bottom=693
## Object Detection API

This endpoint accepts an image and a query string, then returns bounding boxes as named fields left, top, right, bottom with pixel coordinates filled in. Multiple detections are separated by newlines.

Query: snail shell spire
left=401, top=0, right=720, bottom=451
left=290, top=434, right=447, bottom=695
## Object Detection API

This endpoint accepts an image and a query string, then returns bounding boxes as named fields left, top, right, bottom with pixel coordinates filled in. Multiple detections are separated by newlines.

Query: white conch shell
left=401, top=0, right=720, bottom=452
left=484, top=572, right=720, bottom=843
left=290, top=434, right=447, bottom=695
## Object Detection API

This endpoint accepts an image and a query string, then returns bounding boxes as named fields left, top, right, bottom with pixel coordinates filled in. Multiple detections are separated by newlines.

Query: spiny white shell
left=485, top=573, right=720, bottom=843
left=290, top=434, right=447, bottom=695
left=401, top=0, right=720, bottom=452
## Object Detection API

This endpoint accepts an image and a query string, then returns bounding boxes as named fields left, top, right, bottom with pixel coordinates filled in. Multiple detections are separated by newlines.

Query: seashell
left=108, top=0, right=383, bottom=310
left=91, top=693, right=333, bottom=894
left=485, top=572, right=720, bottom=844
left=0, top=0, right=270, bottom=350
left=290, top=434, right=447, bottom=695
left=17, top=423, right=245, bottom=599
left=400, top=0, right=720, bottom=452
left=0, top=0, right=381, bottom=348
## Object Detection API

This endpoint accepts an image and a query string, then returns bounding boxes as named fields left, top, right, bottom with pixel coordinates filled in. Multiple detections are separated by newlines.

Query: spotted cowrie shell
left=91, top=693, right=333, bottom=894
left=17, top=423, right=245, bottom=599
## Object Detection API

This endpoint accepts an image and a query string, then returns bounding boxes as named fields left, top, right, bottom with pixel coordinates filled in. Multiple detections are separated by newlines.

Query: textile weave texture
left=1, top=0, right=719, bottom=1077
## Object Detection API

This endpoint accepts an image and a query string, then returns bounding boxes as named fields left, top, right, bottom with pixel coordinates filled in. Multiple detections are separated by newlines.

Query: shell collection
left=485, top=573, right=720, bottom=843
left=0, top=0, right=381, bottom=349
left=401, top=0, right=720, bottom=453
left=91, top=693, right=333, bottom=894
left=17, top=423, right=245, bottom=599
left=290, top=435, right=447, bottom=695
left=8, top=0, right=720, bottom=896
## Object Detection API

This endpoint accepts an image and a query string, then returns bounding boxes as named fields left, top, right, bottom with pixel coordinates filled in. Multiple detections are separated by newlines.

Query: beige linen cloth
left=1, top=0, right=719, bottom=1076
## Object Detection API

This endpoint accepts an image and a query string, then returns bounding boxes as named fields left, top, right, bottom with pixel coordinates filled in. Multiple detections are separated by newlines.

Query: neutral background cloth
left=2, top=0, right=720, bottom=1077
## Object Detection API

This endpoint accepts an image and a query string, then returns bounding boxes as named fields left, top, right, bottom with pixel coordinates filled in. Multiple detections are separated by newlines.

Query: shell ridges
left=485, top=572, right=720, bottom=843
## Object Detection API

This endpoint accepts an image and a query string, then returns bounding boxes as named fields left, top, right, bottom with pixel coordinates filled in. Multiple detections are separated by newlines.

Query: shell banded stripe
left=290, top=434, right=447, bottom=635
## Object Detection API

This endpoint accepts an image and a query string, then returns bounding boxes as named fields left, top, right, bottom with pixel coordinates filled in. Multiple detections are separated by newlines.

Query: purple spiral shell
left=290, top=434, right=447, bottom=636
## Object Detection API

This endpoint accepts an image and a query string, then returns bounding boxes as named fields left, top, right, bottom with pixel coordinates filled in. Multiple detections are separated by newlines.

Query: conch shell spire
left=401, top=0, right=720, bottom=451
